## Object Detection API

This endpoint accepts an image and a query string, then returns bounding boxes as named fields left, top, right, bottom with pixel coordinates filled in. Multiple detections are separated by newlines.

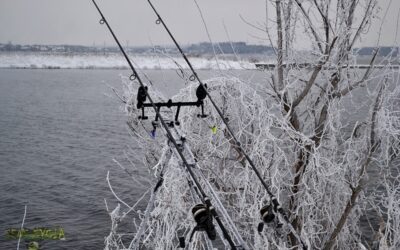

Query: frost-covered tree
left=105, top=0, right=400, bottom=249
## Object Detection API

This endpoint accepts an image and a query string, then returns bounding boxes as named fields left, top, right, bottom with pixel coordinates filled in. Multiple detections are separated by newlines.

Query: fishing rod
left=130, top=148, right=218, bottom=249
left=171, top=126, right=250, bottom=249
left=90, top=1, right=240, bottom=249
left=129, top=148, right=172, bottom=249
left=145, top=1, right=307, bottom=249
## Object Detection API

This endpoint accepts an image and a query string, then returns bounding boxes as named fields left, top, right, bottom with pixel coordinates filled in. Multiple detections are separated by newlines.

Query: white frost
left=0, top=52, right=257, bottom=70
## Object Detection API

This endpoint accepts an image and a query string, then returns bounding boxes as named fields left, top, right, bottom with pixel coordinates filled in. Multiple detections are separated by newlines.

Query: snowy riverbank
left=0, top=52, right=258, bottom=70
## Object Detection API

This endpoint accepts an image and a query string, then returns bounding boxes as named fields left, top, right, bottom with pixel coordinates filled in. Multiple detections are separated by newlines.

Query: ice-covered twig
left=16, top=205, right=27, bottom=250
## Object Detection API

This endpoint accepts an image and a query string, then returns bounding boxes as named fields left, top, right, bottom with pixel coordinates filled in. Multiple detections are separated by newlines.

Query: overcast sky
left=0, top=0, right=399, bottom=48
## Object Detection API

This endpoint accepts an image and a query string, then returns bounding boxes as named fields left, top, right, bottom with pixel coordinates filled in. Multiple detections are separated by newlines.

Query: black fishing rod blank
left=144, top=1, right=307, bottom=249
left=146, top=0, right=276, bottom=197
left=90, top=1, right=238, bottom=249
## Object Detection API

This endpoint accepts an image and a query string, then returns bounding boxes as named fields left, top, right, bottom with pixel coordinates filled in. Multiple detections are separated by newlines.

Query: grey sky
left=0, top=0, right=399, bottom=47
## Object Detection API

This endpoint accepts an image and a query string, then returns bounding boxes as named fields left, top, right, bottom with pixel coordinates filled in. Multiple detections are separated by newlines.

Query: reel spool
left=190, top=203, right=216, bottom=241
left=258, top=204, right=275, bottom=232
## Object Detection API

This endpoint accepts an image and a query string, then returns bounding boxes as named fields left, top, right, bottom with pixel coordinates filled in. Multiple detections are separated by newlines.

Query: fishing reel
left=189, top=203, right=217, bottom=242
left=257, top=197, right=286, bottom=233
left=191, top=203, right=217, bottom=240
left=257, top=203, right=276, bottom=232
left=177, top=203, right=217, bottom=248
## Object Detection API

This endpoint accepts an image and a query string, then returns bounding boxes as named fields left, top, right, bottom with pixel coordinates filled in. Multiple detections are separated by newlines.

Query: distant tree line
left=184, top=42, right=274, bottom=55
left=355, top=46, right=398, bottom=56
left=0, top=42, right=397, bottom=57
left=0, top=41, right=273, bottom=55
left=0, top=42, right=115, bottom=53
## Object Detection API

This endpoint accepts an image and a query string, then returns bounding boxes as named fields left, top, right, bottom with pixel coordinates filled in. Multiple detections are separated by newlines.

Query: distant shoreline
left=1, top=50, right=397, bottom=71
left=0, top=52, right=257, bottom=70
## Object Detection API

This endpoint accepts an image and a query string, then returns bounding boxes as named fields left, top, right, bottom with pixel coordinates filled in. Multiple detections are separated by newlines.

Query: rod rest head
left=196, top=84, right=207, bottom=101
left=166, top=99, right=172, bottom=108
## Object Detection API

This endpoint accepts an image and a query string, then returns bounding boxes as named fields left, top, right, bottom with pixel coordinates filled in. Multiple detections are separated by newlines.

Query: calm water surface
left=0, top=69, right=146, bottom=249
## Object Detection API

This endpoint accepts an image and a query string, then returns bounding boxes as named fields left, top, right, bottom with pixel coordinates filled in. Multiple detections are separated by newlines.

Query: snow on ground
left=0, top=52, right=257, bottom=70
